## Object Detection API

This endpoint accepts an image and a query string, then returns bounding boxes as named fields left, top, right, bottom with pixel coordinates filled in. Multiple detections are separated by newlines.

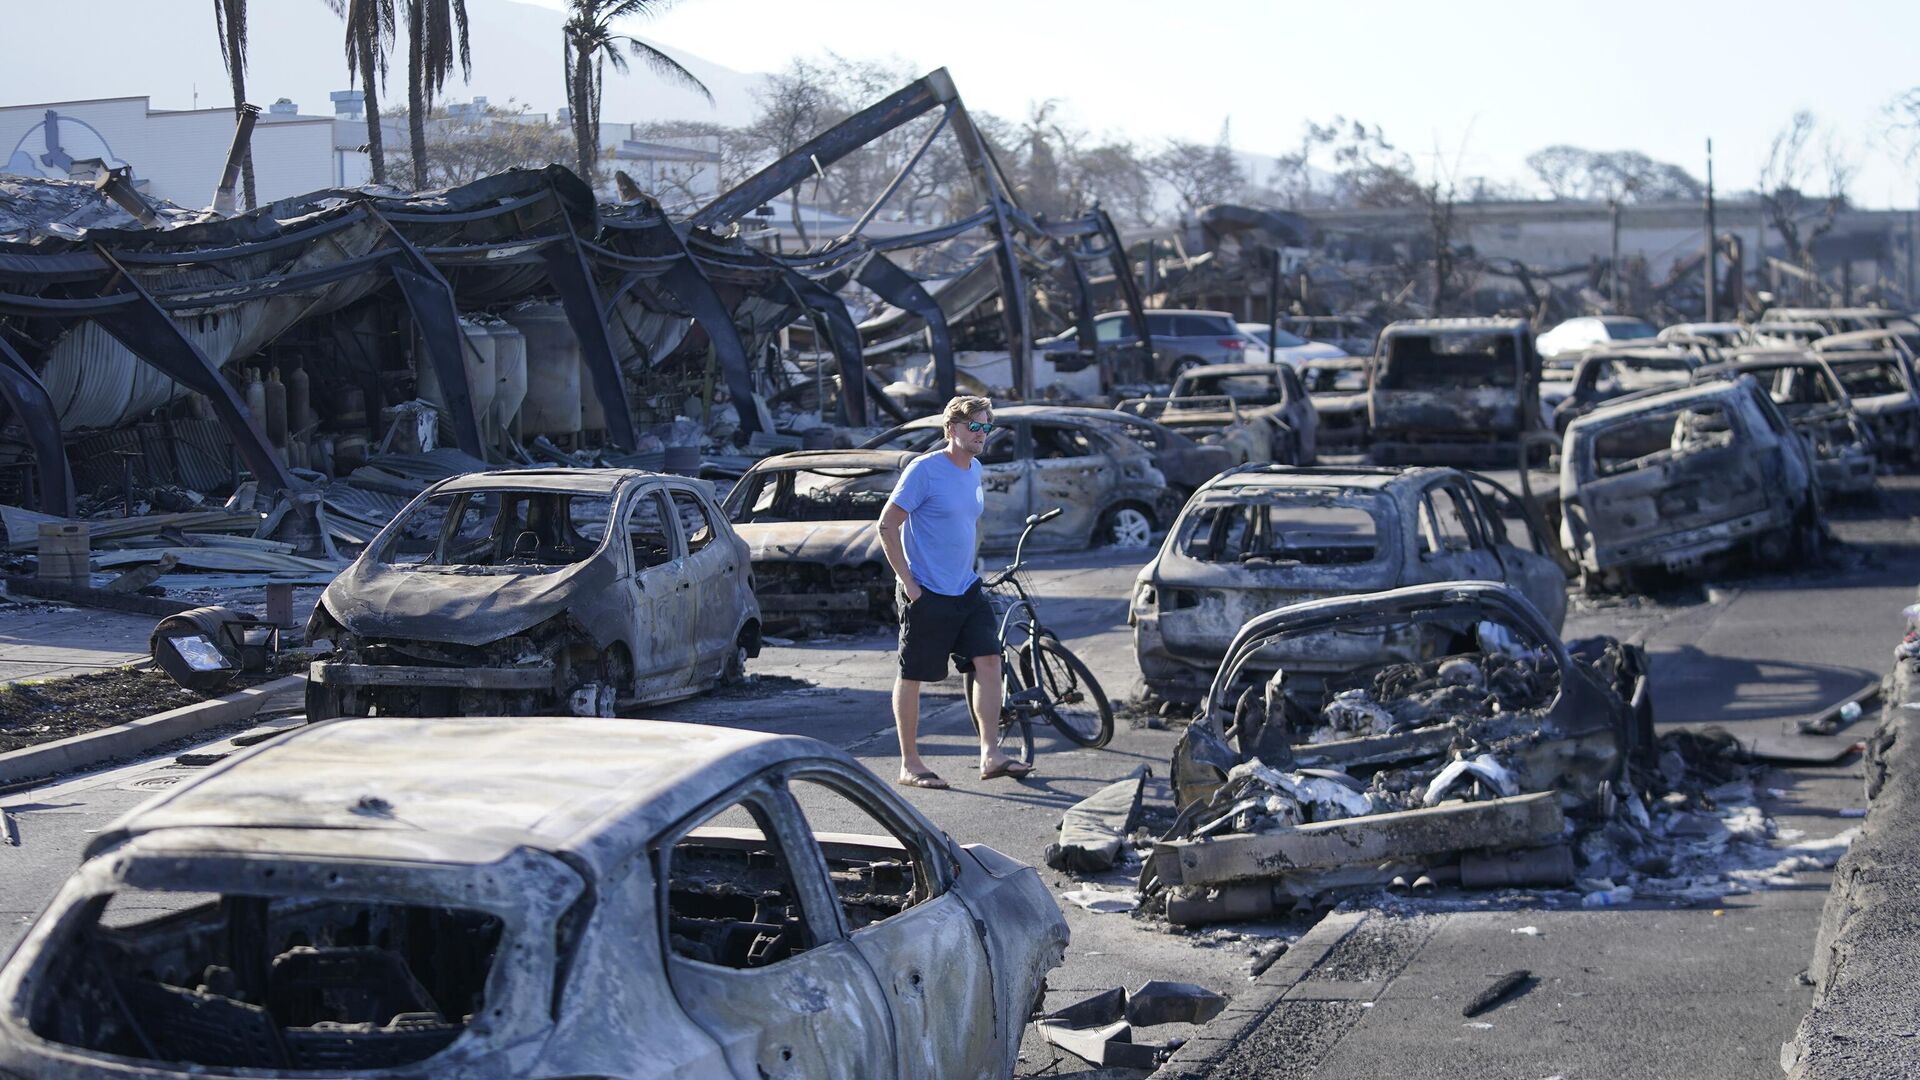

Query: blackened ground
left=0, top=667, right=205, bottom=753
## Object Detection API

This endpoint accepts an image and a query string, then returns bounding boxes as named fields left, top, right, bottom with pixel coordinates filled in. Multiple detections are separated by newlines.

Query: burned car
left=1368, top=318, right=1543, bottom=465
left=1693, top=351, right=1876, bottom=497
left=1047, top=406, right=1235, bottom=499
left=1299, top=356, right=1370, bottom=451
left=307, top=469, right=760, bottom=720
left=1549, top=347, right=1699, bottom=435
left=1132, top=464, right=1569, bottom=704
left=723, top=450, right=907, bottom=626
left=0, top=716, right=1068, bottom=1078
left=1147, top=582, right=1650, bottom=923
left=862, top=406, right=1182, bottom=549
left=1812, top=335, right=1920, bottom=464
left=1560, top=380, right=1819, bottom=585
left=1119, top=362, right=1316, bottom=465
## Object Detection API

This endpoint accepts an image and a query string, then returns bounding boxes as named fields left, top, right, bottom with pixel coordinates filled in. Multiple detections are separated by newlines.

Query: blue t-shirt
left=887, top=451, right=984, bottom=596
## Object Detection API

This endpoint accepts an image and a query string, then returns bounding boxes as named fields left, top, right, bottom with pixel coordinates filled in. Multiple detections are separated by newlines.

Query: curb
left=1152, top=910, right=1367, bottom=1078
left=0, top=674, right=305, bottom=785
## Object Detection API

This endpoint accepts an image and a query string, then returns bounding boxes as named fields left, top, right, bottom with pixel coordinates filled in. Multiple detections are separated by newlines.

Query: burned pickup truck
left=1150, top=582, right=1651, bottom=923
left=307, top=469, right=761, bottom=720
left=1368, top=318, right=1543, bottom=465
left=0, top=716, right=1067, bottom=1078
left=1132, top=465, right=1568, bottom=704
left=1559, top=380, right=1819, bottom=586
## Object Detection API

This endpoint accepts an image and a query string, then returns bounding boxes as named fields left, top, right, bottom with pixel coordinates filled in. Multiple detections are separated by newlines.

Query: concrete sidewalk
left=0, top=602, right=154, bottom=683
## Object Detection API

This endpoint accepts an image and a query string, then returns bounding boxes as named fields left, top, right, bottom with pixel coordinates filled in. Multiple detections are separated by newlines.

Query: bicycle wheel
left=963, top=668, right=1035, bottom=767
left=1023, top=636, right=1114, bottom=748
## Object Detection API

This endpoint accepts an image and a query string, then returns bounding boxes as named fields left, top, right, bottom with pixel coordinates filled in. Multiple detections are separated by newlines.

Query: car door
left=1466, top=473, right=1570, bottom=630
left=1414, top=478, right=1503, bottom=584
left=1026, top=421, right=1119, bottom=548
left=669, top=486, right=738, bottom=679
left=783, top=769, right=1001, bottom=1079
left=657, top=781, right=896, bottom=1079
left=977, top=424, right=1031, bottom=551
left=623, top=488, right=697, bottom=699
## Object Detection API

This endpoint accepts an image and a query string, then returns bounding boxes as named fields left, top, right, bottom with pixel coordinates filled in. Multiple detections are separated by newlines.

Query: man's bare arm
left=879, top=502, right=920, bottom=602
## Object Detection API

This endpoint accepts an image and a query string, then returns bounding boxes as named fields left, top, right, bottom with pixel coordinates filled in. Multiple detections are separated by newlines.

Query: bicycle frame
left=983, top=508, right=1063, bottom=712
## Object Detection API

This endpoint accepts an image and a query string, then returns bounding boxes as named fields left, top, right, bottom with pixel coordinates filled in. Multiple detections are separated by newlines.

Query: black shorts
left=897, top=581, right=999, bottom=682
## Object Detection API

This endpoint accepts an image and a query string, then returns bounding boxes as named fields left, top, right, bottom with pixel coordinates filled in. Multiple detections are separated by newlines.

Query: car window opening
left=1591, top=403, right=1739, bottom=477
left=385, top=491, right=614, bottom=569
left=666, top=801, right=817, bottom=970
left=734, top=467, right=898, bottom=525
left=28, top=887, right=503, bottom=1070
left=1379, top=333, right=1520, bottom=390
left=788, top=777, right=932, bottom=931
left=1179, top=496, right=1382, bottom=566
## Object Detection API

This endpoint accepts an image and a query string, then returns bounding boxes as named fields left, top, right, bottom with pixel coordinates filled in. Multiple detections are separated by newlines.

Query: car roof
left=1195, top=464, right=1450, bottom=495
left=1816, top=328, right=1914, bottom=350
left=749, top=449, right=917, bottom=471
left=1183, top=363, right=1282, bottom=377
left=1567, top=379, right=1750, bottom=429
left=431, top=468, right=666, bottom=496
left=1383, top=317, right=1530, bottom=333
left=96, top=717, right=851, bottom=876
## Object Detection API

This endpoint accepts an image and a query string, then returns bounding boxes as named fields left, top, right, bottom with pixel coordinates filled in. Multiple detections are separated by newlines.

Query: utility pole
left=1908, top=187, right=1916, bottom=304
left=1609, top=199, right=1622, bottom=311
left=1704, top=138, right=1718, bottom=322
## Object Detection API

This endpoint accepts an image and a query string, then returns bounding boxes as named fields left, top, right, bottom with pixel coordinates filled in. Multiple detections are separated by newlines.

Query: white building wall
left=0, top=96, right=343, bottom=208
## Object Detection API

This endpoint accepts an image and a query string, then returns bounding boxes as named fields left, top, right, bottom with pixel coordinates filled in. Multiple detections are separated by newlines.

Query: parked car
left=861, top=406, right=1183, bottom=549
left=1535, top=315, right=1658, bottom=359
left=1692, top=351, right=1876, bottom=497
left=1047, top=406, right=1236, bottom=497
left=1761, top=306, right=1918, bottom=338
left=0, top=715, right=1068, bottom=1079
left=1368, top=318, right=1543, bottom=465
left=1036, top=308, right=1255, bottom=380
left=1550, top=347, right=1700, bottom=435
left=1166, top=362, right=1319, bottom=462
left=1810, top=340, right=1920, bottom=464
left=1559, top=380, right=1819, bottom=585
left=305, top=469, right=761, bottom=721
left=1238, top=322, right=1348, bottom=365
left=1299, top=356, right=1371, bottom=451
left=1131, top=464, right=1570, bottom=703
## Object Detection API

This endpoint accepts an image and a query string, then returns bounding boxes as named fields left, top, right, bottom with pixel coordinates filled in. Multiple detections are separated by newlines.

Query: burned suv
left=1368, top=318, right=1542, bottom=464
left=1132, top=465, right=1569, bottom=703
left=307, top=469, right=760, bottom=720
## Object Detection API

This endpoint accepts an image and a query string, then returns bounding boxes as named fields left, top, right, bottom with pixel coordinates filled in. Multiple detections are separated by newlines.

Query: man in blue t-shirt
left=879, top=395, right=1030, bottom=788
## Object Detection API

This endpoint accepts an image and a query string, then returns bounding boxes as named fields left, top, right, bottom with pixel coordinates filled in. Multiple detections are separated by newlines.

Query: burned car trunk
left=1368, top=318, right=1542, bottom=465
left=307, top=469, right=761, bottom=720
left=0, top=717, right=1068, bottom=1079
left=1560, top=381, right=1819, bottom=585
left=1149, top=582, right=1650, bottom=923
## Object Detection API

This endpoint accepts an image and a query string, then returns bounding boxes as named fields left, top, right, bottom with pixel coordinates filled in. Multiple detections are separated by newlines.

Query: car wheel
left=722, top=636, right=751, bottom=684
left=1171, top=357, right=1204, bottom=379
left=1099, top=505, right=1154, bottom=549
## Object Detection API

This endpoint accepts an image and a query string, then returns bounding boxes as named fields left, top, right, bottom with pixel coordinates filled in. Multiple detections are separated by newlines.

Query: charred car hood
left=738, top=520, right=886, bottom=566
left=322, top=556, right=614, bottom=646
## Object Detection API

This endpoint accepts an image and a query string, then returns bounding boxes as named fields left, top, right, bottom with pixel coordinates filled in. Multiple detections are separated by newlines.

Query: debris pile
left=1036, top=981, right=1227, bottom=1070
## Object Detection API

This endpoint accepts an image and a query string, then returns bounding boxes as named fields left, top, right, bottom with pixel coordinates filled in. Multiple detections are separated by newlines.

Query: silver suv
left=1039, top=308, right=1255, bottom=380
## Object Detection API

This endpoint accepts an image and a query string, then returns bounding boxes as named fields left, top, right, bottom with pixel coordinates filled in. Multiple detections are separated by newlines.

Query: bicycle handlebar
left=985, top=506, right=1064, bottom=586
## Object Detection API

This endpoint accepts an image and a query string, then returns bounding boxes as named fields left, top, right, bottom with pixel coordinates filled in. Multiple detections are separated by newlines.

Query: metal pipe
left=210, top=103, right=261, bottom=218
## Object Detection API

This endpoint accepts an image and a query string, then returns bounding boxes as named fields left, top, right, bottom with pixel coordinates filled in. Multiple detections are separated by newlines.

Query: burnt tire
left=1099, top=504, right=1154, bottom=549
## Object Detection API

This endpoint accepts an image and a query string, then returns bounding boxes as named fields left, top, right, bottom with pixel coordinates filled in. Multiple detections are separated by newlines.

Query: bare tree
left=1757, top=110, right=1852, bottom=270
left=1148, top=134, right=1243, bottom=218
left=387, top=102, right=576, bottom=188
left=1525, top=144, right=1702, bottom=202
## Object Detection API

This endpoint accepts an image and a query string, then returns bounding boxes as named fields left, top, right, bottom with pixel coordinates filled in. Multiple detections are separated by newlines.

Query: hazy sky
left=533, top=0, right=1920, bottom=208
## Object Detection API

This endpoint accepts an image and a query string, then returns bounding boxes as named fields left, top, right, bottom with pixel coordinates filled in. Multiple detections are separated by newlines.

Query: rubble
left=1035, top=981, right=1226, bottom=1070
left=1045, top=764, right=1150, bottom=873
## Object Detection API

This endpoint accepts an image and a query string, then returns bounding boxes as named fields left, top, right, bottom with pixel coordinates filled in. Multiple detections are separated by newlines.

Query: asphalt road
left=2, top=476, right=1914, bottom=1079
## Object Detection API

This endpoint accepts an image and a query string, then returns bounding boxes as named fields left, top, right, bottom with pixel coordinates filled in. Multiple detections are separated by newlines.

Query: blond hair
left=943, top=395, right=993, bottom=426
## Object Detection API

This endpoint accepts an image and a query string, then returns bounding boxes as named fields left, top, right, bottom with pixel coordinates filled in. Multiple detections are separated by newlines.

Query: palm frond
left=618, top=35, right=711, bottom=102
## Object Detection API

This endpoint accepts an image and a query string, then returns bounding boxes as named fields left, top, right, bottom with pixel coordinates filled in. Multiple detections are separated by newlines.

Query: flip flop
left=896, top=770, right=950, bottom=790
left=979, top=759, right=1034, bottom=781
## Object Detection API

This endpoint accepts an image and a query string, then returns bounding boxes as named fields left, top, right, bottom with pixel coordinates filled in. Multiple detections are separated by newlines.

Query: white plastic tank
left=483, top=317, right=527, bottom=446
left=414, top=318, right=497, bottom=437
left=504, top=303, right=582, bottom=437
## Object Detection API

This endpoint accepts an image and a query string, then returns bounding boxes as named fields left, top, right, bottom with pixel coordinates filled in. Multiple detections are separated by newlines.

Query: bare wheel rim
left=1106, top=507, right=1152, bottom=549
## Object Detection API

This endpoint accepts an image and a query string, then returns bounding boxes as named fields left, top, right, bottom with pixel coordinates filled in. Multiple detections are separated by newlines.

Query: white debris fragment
left=1510, top=925, right=1542, bottom=937
left=1061, top=886, right=1139, bottom=914
left=1423, top=753, right=1519, bottom=806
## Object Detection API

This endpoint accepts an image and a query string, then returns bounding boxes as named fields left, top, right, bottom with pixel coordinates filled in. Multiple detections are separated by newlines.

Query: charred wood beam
left=0, top=336, right=76, bottom=515
left=855, top=251, right=954, bottom=400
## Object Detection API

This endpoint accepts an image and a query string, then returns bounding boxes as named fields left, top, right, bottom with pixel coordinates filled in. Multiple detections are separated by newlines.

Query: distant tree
left=387, top=102, right=576, bottom=188
left=1525, top=145, right=1703, bottom=202
left=563, top=0, right=712, bottom=189
left=403, top=0, right=472, bottom=191
left=1148, top=126, right=1244, bottom=217
left=329, top=0, right=397, bottom=186
left=1757, top=110, right=1853, bottom=270
left=212, top=0, right=256, bottom=208
left=1265, top=117, right=1423, bottom=210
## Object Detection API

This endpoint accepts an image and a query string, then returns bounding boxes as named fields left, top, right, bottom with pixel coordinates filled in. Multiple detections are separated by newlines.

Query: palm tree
left=212, top=0, right=256, bottom=209
left=562, top=0, right=711, bottom=189
left=328, top=0, right=396, bottom=186
left=404, top=0, right=472, bottom=190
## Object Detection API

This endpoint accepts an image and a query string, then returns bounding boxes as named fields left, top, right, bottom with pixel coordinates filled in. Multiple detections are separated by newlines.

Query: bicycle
left=964, top=507, right=1116, bottom=766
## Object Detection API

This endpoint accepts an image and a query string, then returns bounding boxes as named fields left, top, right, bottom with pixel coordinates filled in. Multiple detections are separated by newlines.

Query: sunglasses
left=961, top=421, right=995, bottom=433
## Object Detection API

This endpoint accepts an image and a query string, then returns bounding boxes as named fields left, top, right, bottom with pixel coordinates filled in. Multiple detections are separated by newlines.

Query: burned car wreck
left=307, top=469, right=760, bottom=720
left=0, top=717, right=1068, bottom=1078
left=1693, top=352, right=1877, bottom=498
left=1132, top=464, right=1569, bottom=704
left=1559, top=380, right=1820, bottom=586
left=1368, top=318, right=1543, bottom=465
left=1149, top=582, right=1652, bottom=924
left=724, top=450, right=911, bottom=627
